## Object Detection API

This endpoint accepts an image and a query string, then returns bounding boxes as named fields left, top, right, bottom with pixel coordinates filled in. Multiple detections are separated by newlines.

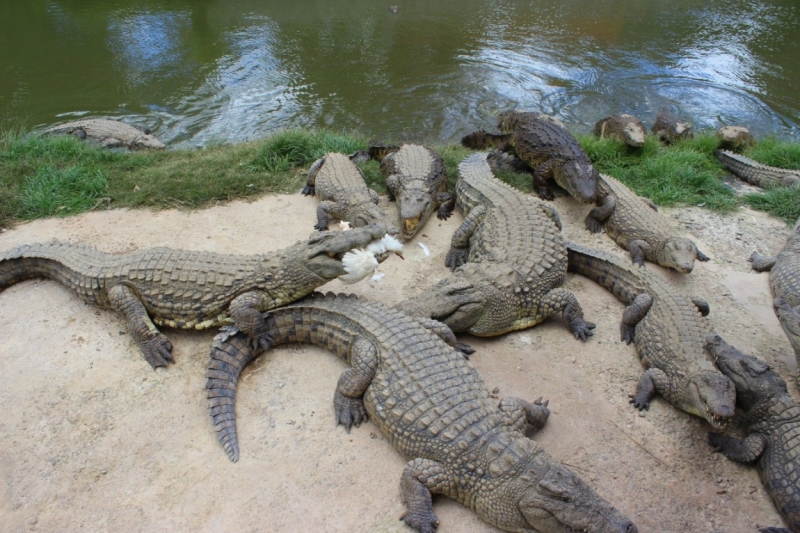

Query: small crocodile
left=0, top=225, right=394, bottom=369
left=368, top=143, right=455, bottom=241
left=716, top=149, right=800, bottom=189
left=302, top=152, right=398, bottom=233
left=567, top=242, right=735, bottom=428
left=206, top=293, right=637, bottom=533
left=716, top=126, right=755, bottom=152
left=461, top=111, right=598, bottom=203
left=651, top=109, right=692, bottom=144
left=593, top=115, right=647, bottom=148
left=706, top=334, right=800, bottom=533
left=44, top=118, right=165, bottom=150
left=395, top=152, right=596, bottom=340
left=586, top=173, right=710, bottom=273
left=750, top=219, right=800, bottom=381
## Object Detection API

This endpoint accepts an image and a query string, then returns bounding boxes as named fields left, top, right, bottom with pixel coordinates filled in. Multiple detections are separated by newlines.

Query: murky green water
left=2, top=0, right=799, bottom=146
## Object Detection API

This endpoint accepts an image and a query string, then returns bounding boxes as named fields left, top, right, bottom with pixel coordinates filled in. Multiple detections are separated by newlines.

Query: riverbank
left=1, top=127, right=799, bottom=228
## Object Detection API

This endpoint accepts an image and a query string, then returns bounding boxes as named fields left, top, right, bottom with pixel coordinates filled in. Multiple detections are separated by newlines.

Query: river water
left=2, top=0, right=799, bottom=147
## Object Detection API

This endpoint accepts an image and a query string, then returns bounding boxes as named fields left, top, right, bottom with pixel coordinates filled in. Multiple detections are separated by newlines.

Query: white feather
left=338, top=221, right=351, bottom=231
left=366, top=233, right=404, bottom=256
left=371, top=272, right=385, bottom=281
left=339, top=249, right=379, bottom=284
left=418, top=242, right=430, bottom=256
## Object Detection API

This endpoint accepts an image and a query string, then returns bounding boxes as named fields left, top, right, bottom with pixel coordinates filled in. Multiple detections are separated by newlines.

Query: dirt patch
left=0, top=191, right=794, bottom=532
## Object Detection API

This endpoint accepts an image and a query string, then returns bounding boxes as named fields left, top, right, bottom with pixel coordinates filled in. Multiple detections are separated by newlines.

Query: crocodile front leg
left=499, top=396, right=550, bottom=434
left=314, top=200, right=345, bottom=231
left=629, top=367, right=669, bottom=410
left=533, top=159, right=558, bottom=201
left=436, top=191, right=455, bottom=220
left=107, top=284, right=174, bottom=369
left=445, top=205, right=486, bottom=270
left=334, top=338, right=378, bottom=432
left=621, top=293, right=653, bottom=344
left=585, top=193, right=615, bottom=233
left=412, top=317, right=474, bottom=357
left=302, top=157, right=324, bottom=196
left=628, top=239, right=652, bottom=268
left=750, top=252, right=778, bottom=272
left=707, top=432, right=767, bottom=463
left=400, top=458, right=454, bottom=533
left=537, top=288, right=596, bottom=341
left=228, top=291, right=276, bottom=351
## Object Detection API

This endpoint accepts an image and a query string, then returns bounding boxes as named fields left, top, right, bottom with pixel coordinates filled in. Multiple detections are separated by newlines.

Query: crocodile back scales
left=313, top=153, right=376, bottom=206
left=770, top=233, right=800, bottom=308
left=510, top=119, right=593, bottom=165
left=716, top=150, right=800, bottom=189
left=380, top=144, right=444, bottom=189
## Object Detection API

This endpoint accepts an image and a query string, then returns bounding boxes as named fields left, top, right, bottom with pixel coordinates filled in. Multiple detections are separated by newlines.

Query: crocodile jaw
left=398, top=193, right=434, bottom=241
left=555, top=162, right=597, bottom=204
left=687, top=371, right=735, bottom=429
left=659, top=238, right=698, bottom=273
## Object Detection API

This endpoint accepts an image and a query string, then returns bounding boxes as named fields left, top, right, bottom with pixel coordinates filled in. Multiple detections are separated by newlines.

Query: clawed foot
left=334, top=391, right=368, bottom=433
left=400, top=511, right=440, bottom=533
left=301, top=185, right=315, bottom=196
left=697, top=249, right=710, bottom=262
left=569, top=319, right=596, bottom=341
left=314, top=222, right=329, bottom=231
left=620, top=324, right=635, bottom=344
left=707, top=431, right=727, bottom=452
left=444, top=248, right=469, bottom=271
left=455, top=342, right=475, bottom=358
left=537, top=186, right=555, bottom=201
left=437, top=207, right=453, bottom=220
left=585, top=216, right=603, bottom=234
left=529, top=397, right=551, bottom=429
left=628, top=393, right=649, bottom=411
left=139, top=333, right=174, bottom=369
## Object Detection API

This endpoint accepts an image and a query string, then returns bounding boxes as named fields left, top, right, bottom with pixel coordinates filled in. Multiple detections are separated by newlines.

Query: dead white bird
left=339, top=234, right=403, bottom=284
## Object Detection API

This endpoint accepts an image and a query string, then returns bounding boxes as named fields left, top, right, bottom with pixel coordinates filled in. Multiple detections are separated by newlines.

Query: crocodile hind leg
left=707, top=432, right=766, bottom=463
left=629, top=367, right=669, bottom=410
left=445, top=205, right=486, bottom=270
left=334, top=338, right=378, bottom=432
left=585, top=194, right=615, bottom=233
left=107, top=284, right=174, bottom=369
left=527, top=288, right=596, bottom=341
left=228, top=291, right=277, bottom=351
left=435, top=191, right=455, bottom=220
left=499, top=396, right=550, bottom=434
left=621, top=293, right=653, bottom=344
left=400, top=458, right=454, bottom=533
left=301, top=157, right=325, bottom=196
left=750, top=252, right=777, bottom=272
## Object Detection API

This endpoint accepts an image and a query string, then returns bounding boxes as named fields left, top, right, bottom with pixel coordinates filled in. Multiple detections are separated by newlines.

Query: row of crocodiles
left=5, top=111, right=800, bottom=532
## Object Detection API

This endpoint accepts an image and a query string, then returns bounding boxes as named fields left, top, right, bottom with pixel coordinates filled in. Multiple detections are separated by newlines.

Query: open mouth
left=701, top=398, right=731, bottom=428
left=402, top=214, right=424, bottom=237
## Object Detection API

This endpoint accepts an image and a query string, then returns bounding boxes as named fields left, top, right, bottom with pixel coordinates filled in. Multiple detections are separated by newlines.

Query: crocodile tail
left=206, top=328, right=262, bottom=462
left=461, top=130, right=509, bottom=150
left=0, top=239, right=88, bottom=292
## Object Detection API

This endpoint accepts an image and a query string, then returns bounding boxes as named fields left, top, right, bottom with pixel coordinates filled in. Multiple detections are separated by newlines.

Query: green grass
left=2, top=126, right=800, bottom=228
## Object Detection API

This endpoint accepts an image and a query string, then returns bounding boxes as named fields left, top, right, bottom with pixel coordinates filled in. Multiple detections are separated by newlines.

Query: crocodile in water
left=395, top=152, right=596, bottom=340
left=368, top=143, right=455, bottom=241
left=751, top=219, right=800, bottom=382
left=461, top=111, right=598, bottom=203
left=567, top=242, right=735, bottom=427
left=716, top=126, right=755, bottom=152
left=716, top=149, right=800, bottom=189
left=206, top=293, right=637, bottom=533
left=302, top=152, right=398, bottom=232
left=44, top=118, right=165, bottom=150
left=593, top=114, right=647, bottom=148
left=0, top=225, right=394, bottom=368
left=585, top=173, right=710, bottom=273
left=706, top=334, right=800, bottom=533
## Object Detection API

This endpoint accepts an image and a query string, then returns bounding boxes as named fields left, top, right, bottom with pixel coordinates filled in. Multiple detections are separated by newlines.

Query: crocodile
left=706, top=334, right=800, bottom=533
left=368, top=143, right=455, bottom=241
left=585, top=173, right=710, bottom=273
left=716, top=149, right=800, bottom=189
left=750, top=219, right=800, bottom=381
left=716, top=126, right=755, bottom=152
left=593, top=115, right=647, bottom=148
left=0, top=224, right=395, bottom=369
left=566, top=242, right=735, bottom=428
left=394, top=152, right=596, bottom=340
left=44, top=118, right=165, bottom=150
left=651, top=109, right=692, bottom=144
left=206, top=293, right=637, bottom=533
left=461, top=111, right=598, bottom=203
left=302, top=152, right=398, bottom=233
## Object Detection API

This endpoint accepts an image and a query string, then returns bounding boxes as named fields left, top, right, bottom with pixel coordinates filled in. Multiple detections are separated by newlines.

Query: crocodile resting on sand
left=716, top=150, right=800, bottom=189
left=0, top=225, right=394, bottom=369
left=461, top=111, right=598, bottom=203
left=368, top=143, right=455, bottom=241
left=395, top=152, right=596, bottom=340
left=706, top=334, right=800, bottom=533
left=206, top=293, right=637, bottom=533
left=751, top=219, right=800, bottom=382
left=586, top=173, right=709, bottom=273
left=302, top=152, right=398, bottom=233
left=44, top=118, right=165, bottom=150
left=593, top=115, right=647, bottom=148
left=567, top=242, right=735, bottom=428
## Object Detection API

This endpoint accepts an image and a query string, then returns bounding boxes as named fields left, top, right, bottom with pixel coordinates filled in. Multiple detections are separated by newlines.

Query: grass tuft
left=248, top=129, right=366, bottom=172
left=744, top=187, right=800, bottom=225
left=18, top=165, right=108, bottom=219
left=744, top=136, right=800, bottom=170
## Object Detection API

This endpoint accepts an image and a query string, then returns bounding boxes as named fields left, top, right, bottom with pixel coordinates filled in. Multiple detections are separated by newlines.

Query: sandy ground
left=0, top=188, right=796, bottom=532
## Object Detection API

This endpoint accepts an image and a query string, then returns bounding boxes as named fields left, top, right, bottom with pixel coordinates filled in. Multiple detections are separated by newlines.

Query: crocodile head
left=397, top=190, right=435, bottom=241
left=352, top=204, right=400, bottom=236
left=773, top=298, right=800, bottom=355
left=553, top=161, right=598, bottom=204
left=515, top=457, right=637, bottom=533
left=620, top=121, right=646, bottom=147
left=304, top=224, right=390, bottom=279
left=658, top=238, right=699, bottom=273
left=394, top=273, right=487, bottom=332
left=685, top=369, right=735, bottom=428
left=706, top=333, right=785, bottom=411
left=132, top=134, right=166, bottom=150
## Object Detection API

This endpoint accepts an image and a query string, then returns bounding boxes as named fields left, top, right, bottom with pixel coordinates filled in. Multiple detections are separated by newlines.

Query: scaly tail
left=0, top=240, right=92, bottom=293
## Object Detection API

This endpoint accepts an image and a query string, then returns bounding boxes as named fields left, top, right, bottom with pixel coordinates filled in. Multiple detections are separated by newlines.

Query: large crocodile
left=566, top=242, right=735, bottom=428
left=368, top=143, right=455, bottom=241
left=461, top=111, right=598, bottom=203
left=302, top=152, right=398, bottom=233
left=586, top=173, right=710, bottom=273
left=706, top=334, right=800, bottom=533
left=651, top=109, right=692, bottom=144
left=593, top=115, right=647, bottom=148
left=716, top=126, right=755, bottom=152
left=395, top=152, right=596, bottom=340
left=750, top=219, right=800, bottom=382
left=206, top=293, right=637, bottom=533
left=716, top=149, right=800, bottom=189
left=44, top=118, right=165, bottom=150
left=0, top=225, right=395, bottom=369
